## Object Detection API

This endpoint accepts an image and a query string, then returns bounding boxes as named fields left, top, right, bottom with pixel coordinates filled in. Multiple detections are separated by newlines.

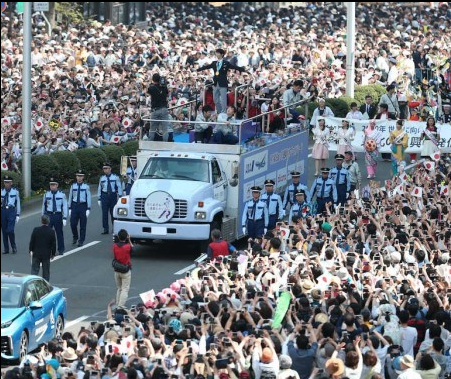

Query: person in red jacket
left=206, top=229, right=236, bottom=260
left=113, top=229, right=132, bottom=308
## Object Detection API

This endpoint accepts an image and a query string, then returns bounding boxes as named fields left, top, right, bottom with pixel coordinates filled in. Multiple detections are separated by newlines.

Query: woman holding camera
left=112, top=229, right=133, bottom=309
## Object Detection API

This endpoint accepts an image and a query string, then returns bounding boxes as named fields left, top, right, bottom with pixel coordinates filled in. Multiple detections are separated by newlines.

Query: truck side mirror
left=229, top=161, right=239, bottom=187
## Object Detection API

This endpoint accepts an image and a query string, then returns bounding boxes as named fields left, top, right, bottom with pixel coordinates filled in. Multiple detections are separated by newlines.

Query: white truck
left=113, top=130, right=309, bottom=249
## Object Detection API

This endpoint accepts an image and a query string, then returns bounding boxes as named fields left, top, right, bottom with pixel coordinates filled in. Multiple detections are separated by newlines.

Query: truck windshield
left=140, top=157, right=210, bottom=182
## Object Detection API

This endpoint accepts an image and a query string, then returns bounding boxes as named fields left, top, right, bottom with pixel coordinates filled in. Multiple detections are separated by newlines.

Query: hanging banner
left=316, top=117, right=451, bottom=153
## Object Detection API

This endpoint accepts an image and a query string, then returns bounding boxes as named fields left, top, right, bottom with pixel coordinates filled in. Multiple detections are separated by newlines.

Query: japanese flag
left=111, top=136, right=122, bottom=144
left=424, top=161, right=435, bottom=171
left=411, top=187, right=423, bottom=197
left=399, top=173, right=409, bottom=182
left=430, top=151, right=441, bottom=162
left=122, top=117, right=132, bottom=128
left=1, top=117, right=10, bottom=126
left=394, top=184, right=404, bottom=195
left=1, top=160, right=8, bottom=171
left=34, top=118, right=43, bottom=131
left=279, top=227, right=290, bottom=240
left=440, top=186, right=449, bottom=196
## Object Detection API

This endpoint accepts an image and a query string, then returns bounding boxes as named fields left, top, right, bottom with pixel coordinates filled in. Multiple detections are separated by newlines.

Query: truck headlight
left=117, top=208, right=128, bottom=216
left=194, top=211, right=206, bottom=220
left=1, top=320, right=12, bottom=329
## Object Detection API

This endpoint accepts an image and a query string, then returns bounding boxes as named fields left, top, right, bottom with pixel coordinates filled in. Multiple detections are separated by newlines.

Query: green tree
left=51, top=2, right=85, bottom=27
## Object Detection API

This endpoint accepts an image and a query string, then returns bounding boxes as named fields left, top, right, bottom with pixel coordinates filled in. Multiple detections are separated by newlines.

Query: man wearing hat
left=260, top=179, right=283, bottom=230
left=98, top=162, right=122, bottom=234
left=439, top=103, right=451, bottom=124
left=310, top=168, right=337, bottom=215
left=342, top=151, right=361, bottom=192
left=42, top=178, right=68, bottom=255
left=241, top=186, right=269, bottom=238
left=68, top=170, right=91, bottom=247
left=329, top=154, right=350, bottom=206
left=196, top=48, right=247, bottom=114
left=124, top=156, right=137, bottom=195
left=288, top=190, right=311, bottom=222
left=282, top=171, right=310, bottom=211
left=1, top=176, right=20, bottom=254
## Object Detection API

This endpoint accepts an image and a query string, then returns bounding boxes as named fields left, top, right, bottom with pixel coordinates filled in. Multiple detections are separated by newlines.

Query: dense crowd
left=1, top=2, right=451, bottom=379
left=1, top=2, right=451, bottom=170
left=5, top=155, right=451, bottom=379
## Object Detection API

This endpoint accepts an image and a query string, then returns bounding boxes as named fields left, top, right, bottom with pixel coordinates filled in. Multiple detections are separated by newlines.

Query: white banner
left=317, top=117, right=451, bottom=153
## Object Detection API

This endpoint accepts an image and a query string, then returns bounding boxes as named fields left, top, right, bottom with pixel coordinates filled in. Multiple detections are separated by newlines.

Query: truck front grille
left=134, top=198, right=188, bottom=219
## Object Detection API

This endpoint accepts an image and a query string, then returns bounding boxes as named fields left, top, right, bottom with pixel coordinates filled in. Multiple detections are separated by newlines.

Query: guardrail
left=234, top=81, right=253, bottom=119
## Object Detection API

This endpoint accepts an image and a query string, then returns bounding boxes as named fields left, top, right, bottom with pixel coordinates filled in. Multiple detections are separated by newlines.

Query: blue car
left=1, top=272, right=67, bottom=362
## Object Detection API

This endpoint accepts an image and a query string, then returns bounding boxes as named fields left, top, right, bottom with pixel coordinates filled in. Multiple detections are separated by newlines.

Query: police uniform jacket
left=126, top=166, right=137, bottom=185
left=283, top=183, right=310, bottom=209
left=42, top=190, right=68, bottom=219
left=98, top=174, right=123, bottom=197
left=1, top=187, right=21, bottom=216
left=310, top=177, right=338, bottom=203
left=329, top=166, right=351, bottom=192
left=260, top=191, right=284, bottom=219
left=68, top=182, right=92, bottom=210
left=241, top=199, right=269, bottom=228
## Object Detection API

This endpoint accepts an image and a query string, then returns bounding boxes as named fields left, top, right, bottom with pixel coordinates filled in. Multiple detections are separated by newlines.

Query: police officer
left=288, top=191, right=312, bottom=222
left=260, top=179, right=284, bottom=231
left=68, top=170, right=91, bottom=247
left=329, top=154, right=351, bottom=206
left=241, top=186, right=269, bottom=238
left=310, top=168, right=337, bottom=215
left=98, top=162, right=122, bottom=234
left=42, top=178, right=68, bottom=255
left=282, top=171, right=310, bottom=210
left=124, top=157, right=137, bottom=195
left=1, top=176, right=20, bottom=254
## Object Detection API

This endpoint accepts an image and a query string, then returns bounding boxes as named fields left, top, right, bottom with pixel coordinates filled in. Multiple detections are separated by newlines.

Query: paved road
left=1, top=148, right=396, bottom=333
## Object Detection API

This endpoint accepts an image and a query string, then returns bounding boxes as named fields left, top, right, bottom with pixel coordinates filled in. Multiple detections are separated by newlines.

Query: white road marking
left=174, top=264, right=197, bottom=275
left=65, top=316, right=90, bottom=329
left=52, top=241, right=101, bottom=262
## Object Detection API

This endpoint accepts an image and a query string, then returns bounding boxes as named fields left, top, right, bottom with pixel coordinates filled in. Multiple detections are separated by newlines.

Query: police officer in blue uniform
left=68, top=170, right=91, bottom=247
left=42, top=178, right=68, bottom=255
left=1, top=176, right=20, bottom=254
left=124, top=157, right=137, bottom=195
left=260, top=179, right=284, bottom=231
left=288, top=190, right=312, bottom=222
left=241, top=186, right=269, bottom=238
left=98, top=162, right=122, bottom=234
left=282, top=171, right=310, bottom=211
left=309, top=168, right=337, bottom=215
left=329, top=154, right=351, bottom=206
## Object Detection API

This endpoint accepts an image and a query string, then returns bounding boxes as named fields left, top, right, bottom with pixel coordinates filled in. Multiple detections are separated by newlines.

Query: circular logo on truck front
left=144, top=191, right=176, bottom=223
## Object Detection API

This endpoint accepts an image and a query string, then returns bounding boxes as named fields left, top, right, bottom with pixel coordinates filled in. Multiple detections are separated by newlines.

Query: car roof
left=1, top=272, right=44, bottom=284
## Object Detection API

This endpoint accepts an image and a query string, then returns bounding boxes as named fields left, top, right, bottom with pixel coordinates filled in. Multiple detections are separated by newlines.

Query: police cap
left=335, top=154, right=345, bottom=160
left=251, top=186, right=262, bottom=192
left=290, top=171, right=301, bottom=177
left=321, top=168, right=330, bottom=173
left=103, top=162, right=112, bottom=169
left=264, top=179, right=275, bottom=186
left=49, top=178, right=58, bottom=185
left=75, top=169, right=85, bottom=176
left=3, top=175, right=12, bottom=182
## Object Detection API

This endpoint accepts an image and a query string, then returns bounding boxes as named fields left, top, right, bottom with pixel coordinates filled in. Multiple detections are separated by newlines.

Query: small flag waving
left=430, top=151, right=441, bottom=162
left=411, top=187, right=423, bottom=197
left=122, top=117, right=132, bottom=128
left=440, top=186, right=449, bottom=196
left=424, top=161, right=435, bottom=171
left=394, top=183, right=404, bottom=195
left=34, top=118, right=43, bottom=131
left=1, top=160, right=8, bottom=171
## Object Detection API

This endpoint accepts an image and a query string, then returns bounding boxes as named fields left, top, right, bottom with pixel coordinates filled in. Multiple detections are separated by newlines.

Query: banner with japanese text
left=316, top=117, right=451, bottom=153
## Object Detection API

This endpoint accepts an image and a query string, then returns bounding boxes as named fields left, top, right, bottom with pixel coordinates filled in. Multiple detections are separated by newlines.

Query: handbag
left=112, top=259, right=130, bottom=273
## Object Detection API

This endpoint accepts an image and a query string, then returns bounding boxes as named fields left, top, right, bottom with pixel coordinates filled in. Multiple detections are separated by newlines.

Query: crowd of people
left=6, top=154, right=451, bottom=379
left=1, top=2, right=451, bottom=170
left=1, top=2, right=451, bottom=379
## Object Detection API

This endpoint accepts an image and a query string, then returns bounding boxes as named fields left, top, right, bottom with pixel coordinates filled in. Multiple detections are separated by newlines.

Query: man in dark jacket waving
left=197, top=48, right=247, bottom=114
left=29, top=215, right=57, bottom=281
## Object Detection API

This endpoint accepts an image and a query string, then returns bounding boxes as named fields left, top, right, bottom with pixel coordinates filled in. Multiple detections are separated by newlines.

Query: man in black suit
left=197, top=48, right=247, bottom=114
left=29, top=215, right=56, bottom=281
left=359, top=95, right=377, bottom=119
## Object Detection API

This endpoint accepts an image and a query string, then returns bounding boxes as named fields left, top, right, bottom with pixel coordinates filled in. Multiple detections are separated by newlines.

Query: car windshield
left=140, top=157, right=210, bottom=183
left=1, top=283, right=22, bottom=308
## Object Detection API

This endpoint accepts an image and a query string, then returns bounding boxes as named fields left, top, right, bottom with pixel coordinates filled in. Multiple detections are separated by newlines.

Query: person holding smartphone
left=112, top=229, right=133, bottom=308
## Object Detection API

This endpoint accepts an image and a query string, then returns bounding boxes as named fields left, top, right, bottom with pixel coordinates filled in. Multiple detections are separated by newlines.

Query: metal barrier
left=234, top=81, right=253, bottom=119
left=140, top=97, right=313, bottom=145
left=168, top=99, right=198, bottom=127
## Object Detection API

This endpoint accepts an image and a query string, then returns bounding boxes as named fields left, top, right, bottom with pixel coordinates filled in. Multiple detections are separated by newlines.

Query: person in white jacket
left=309, top=98, right=334, bottom=129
